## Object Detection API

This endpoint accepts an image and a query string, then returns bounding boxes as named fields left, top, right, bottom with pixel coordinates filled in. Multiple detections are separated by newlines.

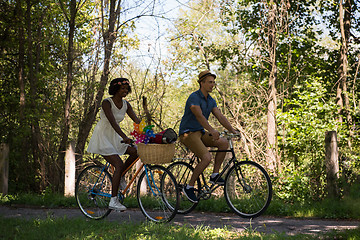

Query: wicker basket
left=137, top=143, right=175, bottom=164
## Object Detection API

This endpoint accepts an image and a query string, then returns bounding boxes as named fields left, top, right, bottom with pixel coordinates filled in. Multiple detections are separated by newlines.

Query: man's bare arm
left=212, top=107, right=237, bottom=134
left=190, top=105, right=220, bottom=140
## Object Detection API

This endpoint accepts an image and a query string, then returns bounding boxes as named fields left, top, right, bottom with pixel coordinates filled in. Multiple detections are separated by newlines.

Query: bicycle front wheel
left=224, top=161, right=272, bottom=218
left=75, top=165, right=112, bottom=220
left=137, top=165, right=179, bottom=223
left=167, top=161, right=201, bottom=214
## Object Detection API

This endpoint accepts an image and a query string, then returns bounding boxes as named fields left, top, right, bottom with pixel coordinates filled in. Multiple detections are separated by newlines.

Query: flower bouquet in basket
left=131, top=120, right=177, bottom=164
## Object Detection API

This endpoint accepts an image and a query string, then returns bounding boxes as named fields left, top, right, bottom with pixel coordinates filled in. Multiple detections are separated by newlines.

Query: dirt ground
left=1, top=205, right=359, bottom=236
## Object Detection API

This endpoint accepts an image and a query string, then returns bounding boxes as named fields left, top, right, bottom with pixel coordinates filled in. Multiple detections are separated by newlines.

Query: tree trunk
left=58, top=0, right=77, bottom=193
left=16, top=0, right=25, bottom=121
left=0, top=143, right=9, bottom=195
left=338, top=0, right=353, bottom=149
left=26, top=0, right=46, bottom=191
left=324, top=131, right=340, bottom=198
left=266, top=0, right=278, bottom=174
left=75, top=0, right=121, bottom=160
left=16, top=0, right=29, bottom=170
left=64, top=142, right=76, bottom=196
left=142, top=96, right=152, bottom=125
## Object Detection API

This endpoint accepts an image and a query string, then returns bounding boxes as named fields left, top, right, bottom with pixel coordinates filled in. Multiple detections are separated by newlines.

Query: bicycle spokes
left=224, top=161, right=272, bottom=218
left=137, top=165, right=179, bottom=223
left=145, top=166, right=162, bottom=196
left=75, top=165, right=112, bottom=220
left=235, top=165, right=252, bottom=193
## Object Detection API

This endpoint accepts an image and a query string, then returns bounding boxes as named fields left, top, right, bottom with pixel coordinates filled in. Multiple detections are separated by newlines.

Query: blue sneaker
left=183, top=187, right=198, bottom=203
left=209, top=175, right=225, bottom=186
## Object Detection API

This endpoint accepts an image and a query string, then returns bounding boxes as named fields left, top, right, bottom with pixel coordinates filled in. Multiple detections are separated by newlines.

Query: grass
left=1, top=215, right=359, bottom=240
left=1, top=193, right=360, bottom=239
left=265, top=197, right=360, bottom=220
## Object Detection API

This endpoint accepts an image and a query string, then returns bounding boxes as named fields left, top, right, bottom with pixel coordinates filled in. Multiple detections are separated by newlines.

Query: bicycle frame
left=88, top=162, right=112, bottom=198
left=87, top=157, right=163, bottom=200
left=168, top=131, right=272, bottom=218
left=191, top=135, right=241, bottom=199
left=76, top=149, right=180, bottom=222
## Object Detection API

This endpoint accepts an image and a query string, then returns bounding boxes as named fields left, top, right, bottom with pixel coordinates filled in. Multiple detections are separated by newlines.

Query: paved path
left=1, top=205, right=359, bottom=235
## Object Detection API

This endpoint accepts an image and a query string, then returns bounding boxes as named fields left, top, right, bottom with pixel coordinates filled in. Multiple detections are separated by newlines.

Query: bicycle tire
left=166, top=161, right=201, bottom=214
left=137, top=165, right=179, bottom=223
left=224, top=161, right=272, bottom=218
left=75, top=165, right=112, bottom=220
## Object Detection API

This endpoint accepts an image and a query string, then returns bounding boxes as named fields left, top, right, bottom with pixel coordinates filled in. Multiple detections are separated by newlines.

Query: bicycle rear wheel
left=224, top=161, right=272, bottom=218
left=166, top=161, right=201, bottom=214
left=137, top=165, right=179, bottom=223
left=75, top=165, right=112, bottom=220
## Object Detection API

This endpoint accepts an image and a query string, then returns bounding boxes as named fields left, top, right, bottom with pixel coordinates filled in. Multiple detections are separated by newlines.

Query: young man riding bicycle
left=179, top=70, right=239, bottom=203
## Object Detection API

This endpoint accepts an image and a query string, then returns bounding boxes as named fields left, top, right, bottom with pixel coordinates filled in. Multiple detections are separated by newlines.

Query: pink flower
left=117, top=80, right=129, bottom=85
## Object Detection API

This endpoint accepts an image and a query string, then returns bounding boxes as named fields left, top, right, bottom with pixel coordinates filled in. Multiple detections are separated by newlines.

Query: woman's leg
left=103, top=155, right=123, bottom=197
left=103, top=146, right=138, bottom=197
left=121, top=146, right=138, bottom=176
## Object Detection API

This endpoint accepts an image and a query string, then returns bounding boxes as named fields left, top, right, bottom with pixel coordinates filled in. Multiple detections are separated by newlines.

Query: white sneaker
left=120, top=176, right=127, bottom=190
left=109, top=197, right=127, bottom=211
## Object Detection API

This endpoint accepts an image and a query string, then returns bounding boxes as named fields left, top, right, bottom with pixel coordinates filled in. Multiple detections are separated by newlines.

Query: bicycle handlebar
left=219, top=131, right=241, bottom=139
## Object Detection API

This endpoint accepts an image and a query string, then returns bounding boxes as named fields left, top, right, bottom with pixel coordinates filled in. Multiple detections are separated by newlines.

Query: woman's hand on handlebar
left=122, top=137, right=134, bottom=145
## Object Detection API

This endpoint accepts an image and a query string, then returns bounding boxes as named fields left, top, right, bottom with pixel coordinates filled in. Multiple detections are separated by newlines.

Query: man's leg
left=179, top=131, right=210, bottom=186
left=188, top=152, right=211, bottom=186
left=212, top=138, right=229, bottom=173
left=201, top=133, right=229, bottom=174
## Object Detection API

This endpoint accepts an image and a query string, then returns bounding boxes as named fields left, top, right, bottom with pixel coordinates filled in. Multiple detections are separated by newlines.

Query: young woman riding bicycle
left=87, top=78, right=140, bottom=211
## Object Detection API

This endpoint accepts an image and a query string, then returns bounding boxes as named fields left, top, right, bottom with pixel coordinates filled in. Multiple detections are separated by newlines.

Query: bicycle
left=75, top=152, right=179, bottom=223
left=166, top=131, right=272, bottom=218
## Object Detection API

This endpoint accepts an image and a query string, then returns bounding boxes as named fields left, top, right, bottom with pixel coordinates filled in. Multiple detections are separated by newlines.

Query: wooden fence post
left=325, top=131, right=340, bottom=198
left=0, top=143, right=9, bottom=195
left=64, top=142, right=76, bottom=196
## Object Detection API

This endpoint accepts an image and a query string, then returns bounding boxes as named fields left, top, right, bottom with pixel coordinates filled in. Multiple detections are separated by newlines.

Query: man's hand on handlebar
left=233, top=130, right=241, bottom=136
left=221, top=130, right=241, bottom=139
left=209, top=130, right=220, bottom=141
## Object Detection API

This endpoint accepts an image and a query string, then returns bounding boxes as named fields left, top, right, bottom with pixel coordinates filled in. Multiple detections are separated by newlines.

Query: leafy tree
left=277, top=78, right=338, bottom=200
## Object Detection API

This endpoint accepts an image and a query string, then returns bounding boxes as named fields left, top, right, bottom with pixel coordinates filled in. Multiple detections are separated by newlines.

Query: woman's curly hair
left=108, top=78, right=132, bottom=95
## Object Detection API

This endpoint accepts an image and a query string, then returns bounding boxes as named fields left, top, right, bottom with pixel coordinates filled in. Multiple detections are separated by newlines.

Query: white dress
left=87, top=98, right=129, bottom=156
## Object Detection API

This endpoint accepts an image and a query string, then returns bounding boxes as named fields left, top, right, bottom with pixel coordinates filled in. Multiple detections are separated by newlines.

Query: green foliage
left=1, top=0, right=360, bottom=208
left=277, top=79, right=337, bottom=162
left=0, top=0, right=143, bottom=194
left=167, top=0, right=360, bottom=205
left=274, top=168, right=311, bottom=203
left=277, top=79, right=337, bottom=201
left=195, top=197, right=232, bottom=213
